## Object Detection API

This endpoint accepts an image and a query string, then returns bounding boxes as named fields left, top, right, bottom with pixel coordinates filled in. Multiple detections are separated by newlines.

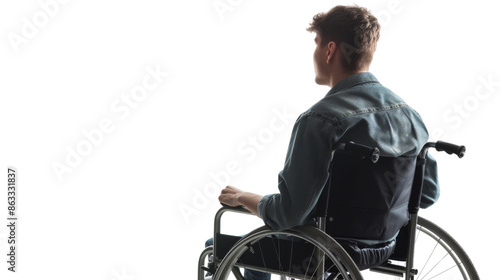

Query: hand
left=219, top=185, right=244, bottom=207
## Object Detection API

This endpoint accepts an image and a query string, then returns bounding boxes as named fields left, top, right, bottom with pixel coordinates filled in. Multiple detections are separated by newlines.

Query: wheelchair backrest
left=316, top=151, right=417, bottom=241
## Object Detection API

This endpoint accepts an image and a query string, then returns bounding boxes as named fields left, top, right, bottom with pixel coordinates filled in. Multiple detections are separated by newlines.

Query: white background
left=0, top=0, right=498, bottom=279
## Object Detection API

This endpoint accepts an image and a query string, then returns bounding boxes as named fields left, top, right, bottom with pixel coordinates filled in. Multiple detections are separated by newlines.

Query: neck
left=329, top=69, right=368, bottom=88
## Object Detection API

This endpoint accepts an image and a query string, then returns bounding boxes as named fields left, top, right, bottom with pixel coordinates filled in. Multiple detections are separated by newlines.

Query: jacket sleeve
left=420, top=153, right=439, bottom=208
left=257, top=114, right=336, bottom=231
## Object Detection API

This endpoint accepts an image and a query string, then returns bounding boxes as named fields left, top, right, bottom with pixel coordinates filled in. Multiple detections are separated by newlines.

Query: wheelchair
left=198, top=141, right=480, bottom=280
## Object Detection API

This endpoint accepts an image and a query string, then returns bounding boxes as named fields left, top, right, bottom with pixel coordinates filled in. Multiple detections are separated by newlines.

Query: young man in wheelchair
left=211, top=5, right=439, bottom=279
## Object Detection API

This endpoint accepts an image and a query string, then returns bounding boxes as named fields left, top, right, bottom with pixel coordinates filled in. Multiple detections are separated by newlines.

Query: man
left=215, top=5, right=439, bottom=279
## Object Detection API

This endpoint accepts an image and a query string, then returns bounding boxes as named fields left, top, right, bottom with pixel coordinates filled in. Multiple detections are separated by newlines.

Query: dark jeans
left=205, top=237, right=270, bottom=280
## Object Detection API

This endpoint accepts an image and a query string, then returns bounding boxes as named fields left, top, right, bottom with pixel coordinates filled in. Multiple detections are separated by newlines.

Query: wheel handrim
left=214, top=226, right=363, bottom=280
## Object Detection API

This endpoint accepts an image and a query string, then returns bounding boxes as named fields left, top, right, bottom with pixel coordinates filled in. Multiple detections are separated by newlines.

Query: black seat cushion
left=215, top=233, right=396, bottom=273
left=336, top=239, right=397, bottom=270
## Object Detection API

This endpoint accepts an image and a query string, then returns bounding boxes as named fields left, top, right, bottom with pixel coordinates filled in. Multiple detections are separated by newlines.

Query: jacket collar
left=326, top=72, right=379, bottom=96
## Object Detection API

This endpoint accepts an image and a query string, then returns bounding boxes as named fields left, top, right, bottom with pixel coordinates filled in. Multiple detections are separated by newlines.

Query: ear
left=326, top=41, right=337, bottom=64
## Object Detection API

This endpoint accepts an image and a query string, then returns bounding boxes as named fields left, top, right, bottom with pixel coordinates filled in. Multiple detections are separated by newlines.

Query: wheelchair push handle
left=338, top=141, right=380, bottom=163
left=435, top=141, right=466, bottom=158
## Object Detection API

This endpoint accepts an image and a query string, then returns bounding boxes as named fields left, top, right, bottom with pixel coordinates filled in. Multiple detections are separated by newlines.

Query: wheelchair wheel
left=412, top=217, right=479, bottom=279
left=213, top=225, right=363, bottom=280
left=365, top=217, right=479, bottom=279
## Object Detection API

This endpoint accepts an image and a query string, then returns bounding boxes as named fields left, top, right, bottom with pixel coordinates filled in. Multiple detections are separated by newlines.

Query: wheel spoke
left=420, top=251, right=449, bottom=280
left=426, top=263, right=459, bottom=280
left=288, top=237, right=294, bottom=276
left=257, top=239, right=267, bottom=271
left=309, top=252, right=329, bottom=280
left=414, top=218, right=478, bottom=280
left=270, top=236, right=284, bottom=273
left=358, top=217, right=478, bottom=280
left=304, top=245, right=317, bottom=279
left=416, top=239, right=439, bottom=280
left=213, top=225, right=365, bottom=280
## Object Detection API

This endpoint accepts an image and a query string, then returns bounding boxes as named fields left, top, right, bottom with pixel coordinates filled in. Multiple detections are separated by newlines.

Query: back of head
left=307, top=5, right=381, bottom=72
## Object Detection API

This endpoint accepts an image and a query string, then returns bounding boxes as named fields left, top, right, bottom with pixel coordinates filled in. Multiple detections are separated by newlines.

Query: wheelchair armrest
left=213, top=205, right=254, bottom=262
left=214, top=205, right=252, bottom=235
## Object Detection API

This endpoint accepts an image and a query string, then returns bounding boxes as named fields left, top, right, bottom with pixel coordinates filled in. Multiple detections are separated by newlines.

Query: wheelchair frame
left=199, top=141, right=479, bottom=280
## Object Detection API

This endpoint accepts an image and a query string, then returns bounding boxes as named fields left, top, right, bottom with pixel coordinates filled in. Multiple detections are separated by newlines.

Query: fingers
left=218, top=193, right=237, bottom=207
left=219, top=185, right=242, bottom=207
left=222, top=185, right=240, bottom=193
left=220, top=185, right=240, bottom=196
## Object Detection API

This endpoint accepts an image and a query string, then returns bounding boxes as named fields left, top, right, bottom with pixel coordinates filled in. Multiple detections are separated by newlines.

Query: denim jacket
left=257, top=72, right=439, bottom=238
